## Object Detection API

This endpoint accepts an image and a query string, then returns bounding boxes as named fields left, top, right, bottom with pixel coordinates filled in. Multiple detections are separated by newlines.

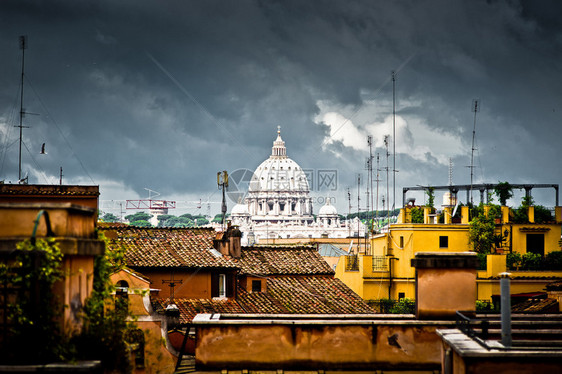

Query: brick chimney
left=213, top=224, right=242, bottom=259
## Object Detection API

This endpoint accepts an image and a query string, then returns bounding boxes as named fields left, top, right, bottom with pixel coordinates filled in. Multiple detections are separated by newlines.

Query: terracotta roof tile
left=237, top=276, right=374, bottom=314
left=235, top=246, right=334, bottom=275
left=100, top=226, right=238, bottom=269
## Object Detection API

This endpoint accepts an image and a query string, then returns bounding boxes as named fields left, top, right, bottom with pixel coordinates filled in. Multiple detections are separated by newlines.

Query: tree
left=468, top=213, right=496, bottom=254
left=425, top=187, right=435, bottom=212
left=494, top=182, right=513, bottom=206
left=124, top=211, right=152, bottom=226
left=130, top=219, right=152, bottom=227
left=101, top=212, right=120, bottom=223
left=196, top=217, right=210, bottom=226
left=411, top=206, right=423, bottom=223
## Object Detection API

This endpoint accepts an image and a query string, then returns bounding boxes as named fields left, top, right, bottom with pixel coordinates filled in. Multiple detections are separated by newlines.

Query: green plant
left=521, top=252, right=543, bottom=270
left=70, top=233, right=133, bottom=372
left=426, top=187, right=435, bottom=210
left=476, top=253, right=488, bottom=270
left=0, top=239, right=66, bottom=364
left=534, top=205, right=553, bottom=223
left=369, top=298, right=415, bottom=314
left=411, top=206, right=423, bottom=223
left=507, top=252, right=522, bottom=270
left=545, top=251, right=562, bottom=270
left=389, top=298, right=416, bottom=314
left=468, top=213, right=496, bottom=254
left=476, top=300, right=498, bottom=313
left=494, top=182, right=513, bottom=206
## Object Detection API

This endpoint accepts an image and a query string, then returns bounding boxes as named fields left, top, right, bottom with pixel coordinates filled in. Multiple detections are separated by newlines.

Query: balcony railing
left=372, top=256, right=388, bottom=271
left=345, top=255, right=359, bottom=271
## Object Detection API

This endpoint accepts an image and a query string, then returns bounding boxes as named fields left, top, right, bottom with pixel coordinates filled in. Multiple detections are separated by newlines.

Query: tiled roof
left=152, top=298, right=246, bottom=324
left=153, top=276, right=374, bottom=323
left=0, top=184, right=99, bottom=196
left=511, top=298, right=559, bottom=313
left=235, top=246, right=334, bottom=275
left=546, top=281, right=562, bottom=291
left=100, top=226, right=238, bottom=269
left=237, top=276, right=374, bottom=314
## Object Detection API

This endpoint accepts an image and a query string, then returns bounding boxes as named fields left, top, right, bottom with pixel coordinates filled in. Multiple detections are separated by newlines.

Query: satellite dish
left=452, top=198, right=460, bottom=217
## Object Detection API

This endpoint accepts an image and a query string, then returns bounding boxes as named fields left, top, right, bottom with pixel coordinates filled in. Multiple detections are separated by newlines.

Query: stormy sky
left=1, top=0, right=561, bottom=217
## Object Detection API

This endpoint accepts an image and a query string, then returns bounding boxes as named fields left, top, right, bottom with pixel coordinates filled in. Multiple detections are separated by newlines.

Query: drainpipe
left=500, top=272, right=511, bottom=348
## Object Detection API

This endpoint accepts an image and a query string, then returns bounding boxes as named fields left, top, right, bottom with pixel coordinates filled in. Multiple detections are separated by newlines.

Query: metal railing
left=455, top=311, right=490, bottom=349
left=345, top=255, right=359, bottom=271
left=371, top=256, right=388, bottom=271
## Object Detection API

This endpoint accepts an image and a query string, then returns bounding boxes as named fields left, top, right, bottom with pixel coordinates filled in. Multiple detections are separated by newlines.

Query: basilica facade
left=230, top=128, right=365, bottom=244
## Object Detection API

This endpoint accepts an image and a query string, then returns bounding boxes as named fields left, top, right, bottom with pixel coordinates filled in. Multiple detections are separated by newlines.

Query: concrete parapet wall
left=194, top=314, right=456, bottom=371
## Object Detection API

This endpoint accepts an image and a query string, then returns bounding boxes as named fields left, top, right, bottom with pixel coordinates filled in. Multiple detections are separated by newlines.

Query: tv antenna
left=469, top=99, right=480, bottom=204
left=17, top=36, right=28, bottom=181
left=384, top=135, right=390, bottom=224
left=367, top=135, right=374, bottom=232
left=448, top=158, right=453, bottom=186
left=217, top=170, right=229, bottom=229
left=392, top=71, right=397, bottom=212
left=347, top=188, right=351, bottom=237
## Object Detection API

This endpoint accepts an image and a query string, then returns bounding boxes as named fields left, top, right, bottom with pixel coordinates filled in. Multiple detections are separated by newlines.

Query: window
left=527, top=234, right=545, bottom=256
left=439, top=236, right=448, bottom=248
left=399, top=236, right=404, bottom=248
left=252, top=280, right=261, bottom=292
left=115, top=280, right=129, bottom=313
left=398, top=292, right=405, bottom=300
left=218, top=274, right=226, bottom=298
left=212, top=272, right=234, bottom=298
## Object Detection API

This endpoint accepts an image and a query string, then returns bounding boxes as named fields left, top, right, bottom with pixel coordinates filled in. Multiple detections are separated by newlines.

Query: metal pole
left=500, top=272, right=512, bottom=348
left=18, top=36, right=27, bottom=181
left=392, top=71, right=396, bottom=213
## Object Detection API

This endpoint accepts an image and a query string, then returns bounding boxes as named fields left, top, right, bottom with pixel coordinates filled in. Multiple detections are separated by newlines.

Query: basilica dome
left=248, top=129, right=309, bottom=193
left=231, top=202, right=250, bottom=216
left=318, top=199, right=338, bottom=216
left=244, top=128, right=313, bottom=223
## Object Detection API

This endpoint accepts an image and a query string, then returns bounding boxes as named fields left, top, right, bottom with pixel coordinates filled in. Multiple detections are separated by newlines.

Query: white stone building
left=230, top=128, right=365, bottom=244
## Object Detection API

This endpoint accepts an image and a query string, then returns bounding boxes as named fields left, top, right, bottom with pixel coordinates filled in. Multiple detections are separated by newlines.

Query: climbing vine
left=0, top=239, right=66, bottom=363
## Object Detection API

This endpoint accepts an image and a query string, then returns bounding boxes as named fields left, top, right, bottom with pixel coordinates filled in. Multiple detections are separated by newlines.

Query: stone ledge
left=411, top=252, right=478, bottom=269
left=0, top=237, right=105, bottom=256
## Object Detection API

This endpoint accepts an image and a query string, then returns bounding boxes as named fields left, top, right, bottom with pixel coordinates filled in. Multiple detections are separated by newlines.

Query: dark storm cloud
left=1, top=0, right=561, bottom=211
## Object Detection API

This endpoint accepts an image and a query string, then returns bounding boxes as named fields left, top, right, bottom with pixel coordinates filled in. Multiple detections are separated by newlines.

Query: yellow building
left=335, top=204, right=562, bottom=304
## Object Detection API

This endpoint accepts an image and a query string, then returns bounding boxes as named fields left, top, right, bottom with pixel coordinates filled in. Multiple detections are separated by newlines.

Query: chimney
left=213, top=225, right=242, bottom=259
left=411, top=252, right=478, bottom=319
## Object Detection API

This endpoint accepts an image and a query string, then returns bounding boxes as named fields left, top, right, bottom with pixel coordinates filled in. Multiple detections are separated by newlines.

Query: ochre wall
left=416, top=268, right=476, bottom=319
left=139, top=270, right=213, bottom=299
left=195, top=320, right=451, bottom=371
left=110, top=270, right=177, bottom=373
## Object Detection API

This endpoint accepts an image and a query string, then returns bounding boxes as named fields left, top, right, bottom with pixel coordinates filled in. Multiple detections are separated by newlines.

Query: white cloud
left=314, top=100, right=465, bottom=165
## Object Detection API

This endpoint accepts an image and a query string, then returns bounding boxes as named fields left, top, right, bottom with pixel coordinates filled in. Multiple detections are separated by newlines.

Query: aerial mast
left=17, top=35, right=28, bottom=181
left=357, top=174, right=361, bottom=251
left=392, top=71, right=396, bottom=213
left=367, top=135, right=374, bottom=232
left=375, top=152, right=380, bottom=231
left=384, top=135, right=390, bottom=226
left=469, top=99, right=480, bottom=204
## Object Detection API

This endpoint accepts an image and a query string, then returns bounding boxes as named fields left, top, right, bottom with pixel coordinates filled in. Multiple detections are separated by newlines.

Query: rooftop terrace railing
left=372, top=255, right=388, bottom=271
